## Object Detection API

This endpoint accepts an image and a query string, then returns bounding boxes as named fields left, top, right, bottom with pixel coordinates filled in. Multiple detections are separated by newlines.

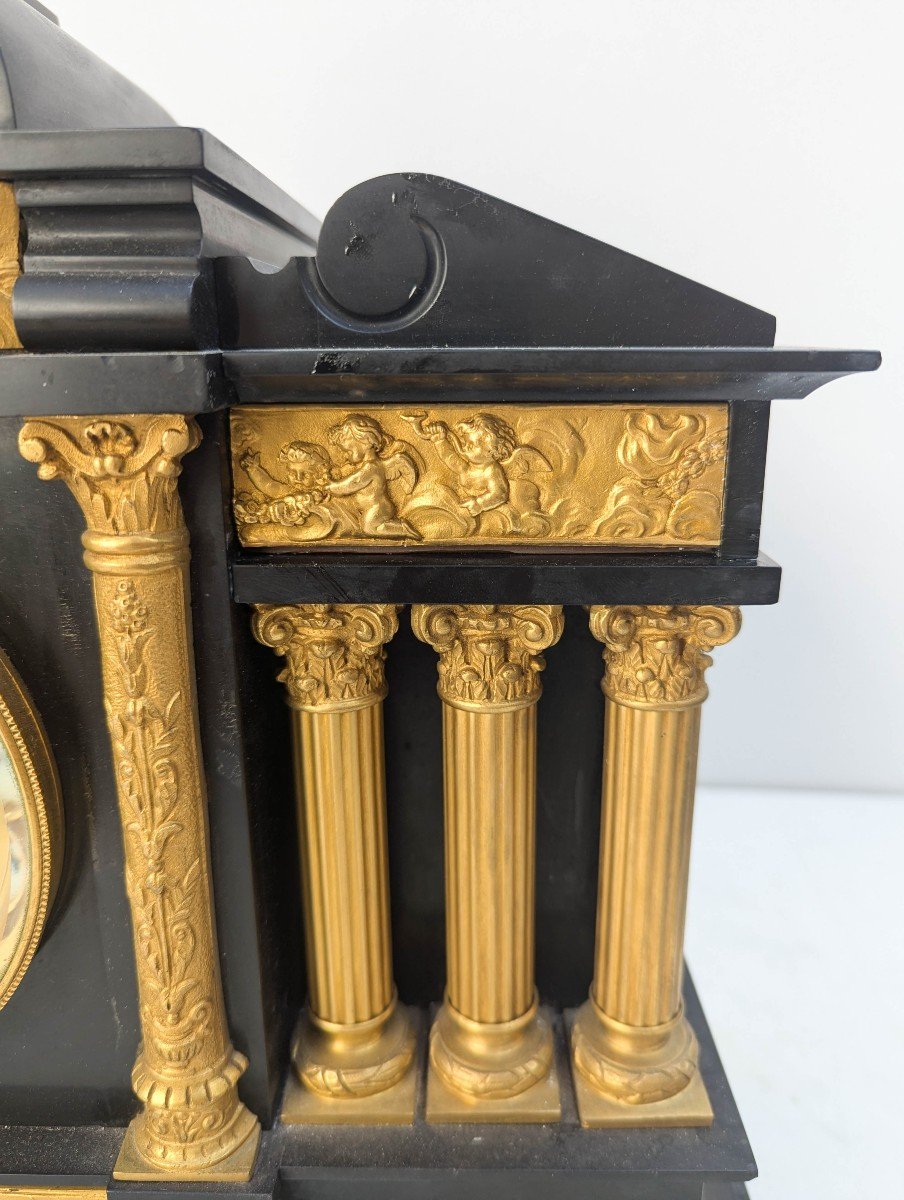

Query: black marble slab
left=230, top=551, right=782, bottom=607
left=219, top=171, right=776, bottom=351
left=0, top=347, right=879, bottom=418
left=0, top=973, right=756, bottom=1200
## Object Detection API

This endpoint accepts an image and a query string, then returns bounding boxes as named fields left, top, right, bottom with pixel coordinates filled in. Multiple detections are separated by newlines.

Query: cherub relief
left=237, top=439, right=337, bottom=537
left=234, top=408, right=723, bottom=546
left=234, top=408, right=588, bottom=543
left=235, top=414, right=422, bottom=542
left=325, top=413, right=420, bottom=539
left=401, top=410, right=554, bottom=536
left=242, top=439, right=332, bottom=498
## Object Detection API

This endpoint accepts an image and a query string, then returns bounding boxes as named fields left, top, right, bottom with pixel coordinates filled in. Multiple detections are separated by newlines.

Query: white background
left=32, top=5, right=904, bottom=1198
left=47, top=0, right=903, bottom=793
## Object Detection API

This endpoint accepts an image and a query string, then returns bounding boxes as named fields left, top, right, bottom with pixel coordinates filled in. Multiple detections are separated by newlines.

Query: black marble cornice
left=229, top=551, right=782, bottom=608
left=220, top=345, right=881, bottom=404
left=0, top=346, right=880, bottom=418
left=0, top=350, right=225, bottom=416
left=1, top=128, right=320, bottom=353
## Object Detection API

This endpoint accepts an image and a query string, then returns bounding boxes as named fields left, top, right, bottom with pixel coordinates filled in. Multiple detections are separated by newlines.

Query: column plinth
left=412, top=603, right=563, bottom=1122
left=570, top=604, right=740, bottom=1128
left=252, top=603, right=416, bottom=1124
left=19, top=416, right=260, bottom=1181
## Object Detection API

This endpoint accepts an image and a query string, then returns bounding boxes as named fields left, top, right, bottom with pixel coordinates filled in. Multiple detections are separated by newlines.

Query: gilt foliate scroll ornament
left=0, top=182, right=22, bottom=350
left=0, top=648, right=62, bottom=1011
left=231, top=404, right=728, bottom=549
left=411, top=604, right=565, bottom=709
left=251, top=603, right=398, bottom=710
left=590, top=604, right=742, bottom=708
left=19, top=417, right=199, bottom=536
left=570, top=1005, right=702, bottom=1109
left=17, top=415, right=260, bottom=1182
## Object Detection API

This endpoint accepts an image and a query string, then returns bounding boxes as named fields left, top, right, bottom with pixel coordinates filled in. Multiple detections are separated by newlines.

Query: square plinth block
left=280, top=1009, right=422, bottom=1126
left=565, top=1009, right=714, bottom=1129
left=114, top=1117, right=262, bottom=1182
left=426, top=1006, right=562, bottom=1124
left=280, top=1064, right=419, bottom=1127
left=27, top=977, right=754, bottom=1198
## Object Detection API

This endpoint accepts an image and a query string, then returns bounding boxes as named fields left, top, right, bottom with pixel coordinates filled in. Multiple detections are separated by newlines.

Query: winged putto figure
left=233, top=407, right=585, bottom=545
left=235, top=413, right=422, bottom=542
left=401, top=409, right=578, bottom=537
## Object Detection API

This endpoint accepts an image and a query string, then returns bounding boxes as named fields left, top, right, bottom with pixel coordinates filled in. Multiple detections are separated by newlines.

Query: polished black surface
left=0, top=351, right=225, bottom=417
left=231, top=552, right=782, bottom=606
left=219, top=172, right=776, bottom=350
left=0, top=974, right=756, bottom=1200
left=0, top=412, right=299, bottom=1128
left=0, top=415, right=138, bottom=1125
left=221, top=345, right=880, bottom=401
left=3, top=129, right=319, bottom=351
left=0, top=347, right=880, bottom=419
left=0, top=9, right=879, bottom=1190
left=273, top=977, right=755, bottom=1200
left=722, top=401, right=771, bottom=558
left=1, top=127, right=319, bottom=241
left=181, top=412, right=303, bottom=1122
left=0, top=0, right=173, bottom=130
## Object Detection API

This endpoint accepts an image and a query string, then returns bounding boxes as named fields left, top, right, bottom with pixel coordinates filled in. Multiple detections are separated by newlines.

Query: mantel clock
left=0, top=3, right=880, bottom=1199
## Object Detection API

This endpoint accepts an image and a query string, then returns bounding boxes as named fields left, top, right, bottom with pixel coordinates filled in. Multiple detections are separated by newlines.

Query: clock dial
left=0, top=649, right=62, bottom=1010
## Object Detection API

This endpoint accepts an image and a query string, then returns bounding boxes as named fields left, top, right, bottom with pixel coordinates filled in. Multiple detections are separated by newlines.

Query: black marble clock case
left=0, top=5, right=880, bottom=1196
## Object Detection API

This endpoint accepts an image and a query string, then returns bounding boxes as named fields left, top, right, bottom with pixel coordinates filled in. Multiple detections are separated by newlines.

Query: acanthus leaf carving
left=411, top=604, right=564, bottom=708
left=18, top=416, right=200, bottom=535
left=252, top=604, right=399, bottom=710
left=590, top=604, right=741, bottom=707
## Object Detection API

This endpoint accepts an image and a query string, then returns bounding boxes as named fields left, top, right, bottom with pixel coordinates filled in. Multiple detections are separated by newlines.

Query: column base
left=114, top=1110, right=261, bottom=1182
left=281, top=1003, right=418, bottom=1125
left=566, top=1006, right=713, bottom=1129
left=426, top=1002, right=562, bottom=1124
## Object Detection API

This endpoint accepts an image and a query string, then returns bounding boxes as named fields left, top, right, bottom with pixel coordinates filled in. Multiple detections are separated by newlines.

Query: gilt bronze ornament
left=0, top=8, right=880, bottom=1198
left=231, top=404, right=729, bottom=550
left=17, top=416, right=260, bottom=1181
left=252, top=603, right=417, bottom=1124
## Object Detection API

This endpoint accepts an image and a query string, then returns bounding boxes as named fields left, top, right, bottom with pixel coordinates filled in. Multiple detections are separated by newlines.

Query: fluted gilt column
left=412, top=604, right=564, bottom=1122
left=252, top=603, right=416, bottom=1123
left=570, top=604, right=741, bottom=1127
left=18, top=416, right=260, bottom=1181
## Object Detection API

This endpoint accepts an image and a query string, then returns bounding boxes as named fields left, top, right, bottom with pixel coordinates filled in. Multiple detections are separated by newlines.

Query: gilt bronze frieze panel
left=230, top=403, right=728, bottom=550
